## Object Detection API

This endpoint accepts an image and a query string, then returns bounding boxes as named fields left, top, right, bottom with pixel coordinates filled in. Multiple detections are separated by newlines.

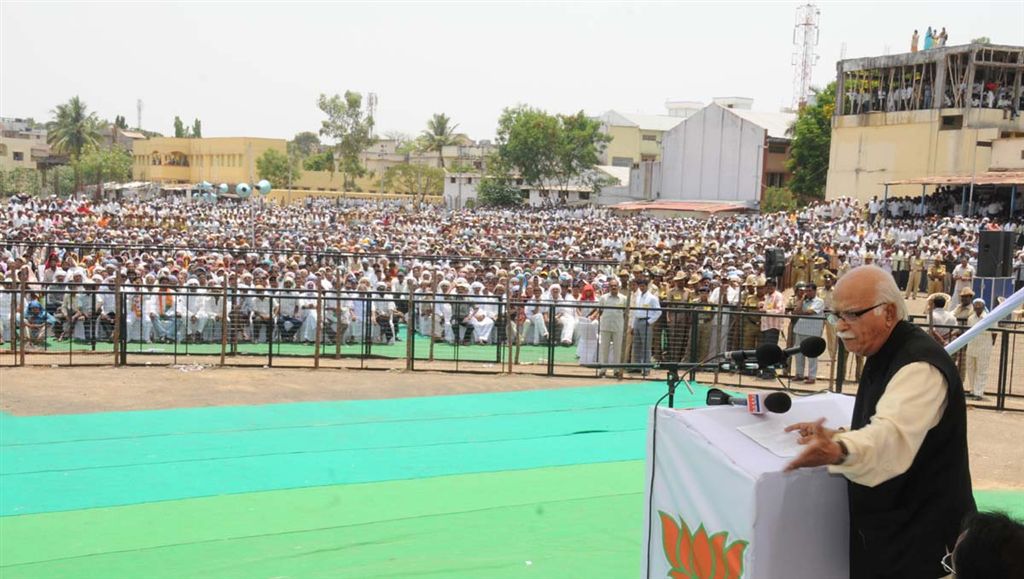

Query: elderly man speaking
left=785, top=265, right=975, bottom=579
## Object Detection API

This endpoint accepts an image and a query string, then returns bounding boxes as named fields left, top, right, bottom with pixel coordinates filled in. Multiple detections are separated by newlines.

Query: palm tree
left=420, top=113, right=459, bottom=169
left=47, top=96, right=101, bottom=194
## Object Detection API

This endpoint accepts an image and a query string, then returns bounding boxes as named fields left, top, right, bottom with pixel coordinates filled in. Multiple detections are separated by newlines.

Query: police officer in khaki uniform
left=802, top=247, right=816, bottom=286
left=791, top=249, right=808, bottom=286
left=927, top=261, right=946, bottom=295
left=906, top=251, right=925, bottom=300
left=819, top=271, right=838, bottom=367
left=689, top=277, right=715, bottom=361
left=664, top=272, right=690, bottom=362
left=811, top=256, right=829, bottom=288
left=740, top=275, right=763, bottom=351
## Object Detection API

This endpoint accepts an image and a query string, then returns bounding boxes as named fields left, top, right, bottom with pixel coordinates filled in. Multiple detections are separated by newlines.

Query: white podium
left=641, top=392, right=855, bottom=579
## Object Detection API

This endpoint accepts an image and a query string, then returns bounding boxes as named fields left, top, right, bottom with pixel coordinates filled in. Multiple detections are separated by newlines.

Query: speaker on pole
left=765, top=248, right=786, bottom=279
left=977, top=231, right=1015, bottom=277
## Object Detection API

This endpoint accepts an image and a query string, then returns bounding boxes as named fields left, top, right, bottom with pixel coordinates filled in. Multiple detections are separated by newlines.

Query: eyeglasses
left=940, top=549, right=955, bottom=574
left=827, top=302, right=888, bottom=325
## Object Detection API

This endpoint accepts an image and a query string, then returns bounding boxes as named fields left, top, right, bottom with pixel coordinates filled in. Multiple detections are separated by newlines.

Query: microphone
left=786, top=336, right=826, bottom=359
left=751, top=337, right=828, bottom=367
left=706, top=388, right=792, bottom=414
left=723, top=343, right=786, bottom=369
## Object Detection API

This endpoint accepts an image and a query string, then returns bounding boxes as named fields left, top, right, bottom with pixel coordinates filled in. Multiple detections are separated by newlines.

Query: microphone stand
left=581, top=360, right=728, bottom=408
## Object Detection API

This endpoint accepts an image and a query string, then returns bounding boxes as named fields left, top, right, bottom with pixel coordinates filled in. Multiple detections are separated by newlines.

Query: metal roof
left=884, top=171, right=1024, bottom=186
left=600, top=110, right=686, bottom=132
left=609, top=200, right=754, bottom=214
left=724, top=107, right=797, bottom=140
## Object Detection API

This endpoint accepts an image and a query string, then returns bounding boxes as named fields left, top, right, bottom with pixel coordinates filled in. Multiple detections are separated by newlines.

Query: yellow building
left=132, top=136, right=374, bottom=193
left=133, top=137, right=284, bottom=185
left=597, top=110, right=686, bottom=167
left=826, top=43, right=1024, bottom=202
left=1, top=118, right=50, bottom=171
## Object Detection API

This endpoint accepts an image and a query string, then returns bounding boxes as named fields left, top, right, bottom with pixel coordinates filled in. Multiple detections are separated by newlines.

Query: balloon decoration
left=199, top=181, right=213, bottom=191
left=257, top=179, right=272, bottom=196
left=218, top=183, right=229, bottom=194
left=236, top=182, right=252, bottom=199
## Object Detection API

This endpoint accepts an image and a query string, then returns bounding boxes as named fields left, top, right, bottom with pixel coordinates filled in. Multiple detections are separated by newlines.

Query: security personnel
left=927, top=261, right=946, bottom=295
left=906, top=251, right=925, bottom=300
left=664, top=272, right=691, bottom=362
left=740, top=276, right=763, bottom=352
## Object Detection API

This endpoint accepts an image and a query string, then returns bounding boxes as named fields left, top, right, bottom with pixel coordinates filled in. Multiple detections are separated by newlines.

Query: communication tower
left=791, top=3, right=821, bottom=109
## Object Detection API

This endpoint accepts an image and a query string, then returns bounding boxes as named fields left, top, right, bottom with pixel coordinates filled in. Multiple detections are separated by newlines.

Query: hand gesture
left=783, top=418, right=843, bottom=471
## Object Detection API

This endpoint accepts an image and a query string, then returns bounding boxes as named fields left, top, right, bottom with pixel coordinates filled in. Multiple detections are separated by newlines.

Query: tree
left=303, top=150, right=334, bottom=172
left=78, top=147, right=133, bottom=183
left=383, top=163, right=444, bottom=201
left=0, top=168, right=41, bottom=196
left=290, top=131, right=321, bottom=158
left=192, top=118, right=202, bottom=138
left=174, top=116, right=188, bottom=138
left=785, top=82, right=835, bottom=203
left=317, top=91, right=376, bottom=190
left=420, top=113, right=459, bottom=168
left=114, top=115, right=128, bottom=130
left=490, top=105, right=611, bottom=200
left=761, top=186, right=798, bottom=214
left=476, top=172, right=523, bottom=207
left=971, top=36, right=991, bottom=44
left=47, top=96, right=101, bottom=194
left=256, top=148, right=302, bottom=189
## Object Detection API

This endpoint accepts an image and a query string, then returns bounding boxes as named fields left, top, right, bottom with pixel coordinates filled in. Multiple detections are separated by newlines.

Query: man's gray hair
left=872, top=267, right=909, bottom=321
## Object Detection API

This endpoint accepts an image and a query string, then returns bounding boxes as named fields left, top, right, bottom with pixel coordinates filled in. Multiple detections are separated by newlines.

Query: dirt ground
left=1, top=364, right=1021, bottom=490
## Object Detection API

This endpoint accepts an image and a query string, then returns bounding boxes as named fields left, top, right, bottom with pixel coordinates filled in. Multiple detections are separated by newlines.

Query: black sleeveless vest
left=848, top=320, right=975, bottom=578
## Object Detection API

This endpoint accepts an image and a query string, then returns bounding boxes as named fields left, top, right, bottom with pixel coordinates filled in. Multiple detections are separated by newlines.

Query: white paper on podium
left=736, top=419, right=803, bottom=457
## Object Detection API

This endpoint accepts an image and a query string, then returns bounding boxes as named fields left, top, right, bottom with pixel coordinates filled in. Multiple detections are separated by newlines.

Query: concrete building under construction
left=825, top=43, right=1024, bottom=202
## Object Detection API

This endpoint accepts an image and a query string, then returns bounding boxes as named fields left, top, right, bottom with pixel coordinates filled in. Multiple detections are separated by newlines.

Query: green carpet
left=32, top=324, right=583, bottom=364
left=0, top=382, right=707, bottom=515
left=1, top=381, right=1021, bottom=578
left=0, top=462, right=645, bottom=578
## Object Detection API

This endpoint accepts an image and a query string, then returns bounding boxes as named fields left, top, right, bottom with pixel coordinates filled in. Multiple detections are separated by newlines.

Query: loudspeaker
left=765, top=248, right=786, bottom=279
left=977, top=231, right=1015, bottom=277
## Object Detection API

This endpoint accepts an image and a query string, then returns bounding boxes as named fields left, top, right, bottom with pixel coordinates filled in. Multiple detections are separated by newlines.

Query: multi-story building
left=596, top=110, right=687, bottom=167
left=133, top=137, right=284, bottom=186
left=0, top=117, right=50, bottom=171
left=825, top=43, right=1024, bottom=202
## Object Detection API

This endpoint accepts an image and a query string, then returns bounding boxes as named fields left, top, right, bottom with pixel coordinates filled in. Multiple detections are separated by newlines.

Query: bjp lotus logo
left=659, top=512, right=747, bottom=579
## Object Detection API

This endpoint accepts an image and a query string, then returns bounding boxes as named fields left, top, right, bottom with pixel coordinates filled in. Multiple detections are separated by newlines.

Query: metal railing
left=3, top=283, right=1021, bottom=411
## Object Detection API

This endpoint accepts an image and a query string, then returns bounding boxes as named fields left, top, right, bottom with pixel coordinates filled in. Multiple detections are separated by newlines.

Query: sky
left=2, top=1, right=1021, bottom=142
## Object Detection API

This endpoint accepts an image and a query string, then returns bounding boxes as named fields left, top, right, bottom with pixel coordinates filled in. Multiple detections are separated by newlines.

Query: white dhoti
left=185, top=312, right=209, bottom=337
left=576, top=318, right=598, bottom=364
left=470, top=315, right=495, bottom=343
left=523, top=312, right=548, bottom=344
left=126, top=312, right=153, bottom=343
left=295, top=310, right=319, bottom=342
left=966, top=336, right=993, bottom=397
left=553, top=314, right=577, bottom=345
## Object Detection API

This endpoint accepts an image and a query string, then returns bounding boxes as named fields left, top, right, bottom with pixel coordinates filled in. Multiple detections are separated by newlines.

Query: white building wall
left=443, top=174, right=480, bottom=209
left=660, top=104, right=766, bottom=203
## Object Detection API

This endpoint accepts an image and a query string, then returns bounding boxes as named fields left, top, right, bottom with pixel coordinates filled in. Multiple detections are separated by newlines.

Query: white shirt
left=831, top=363, right=947, bottom=488
left=632, top=290, right=661, bottom=324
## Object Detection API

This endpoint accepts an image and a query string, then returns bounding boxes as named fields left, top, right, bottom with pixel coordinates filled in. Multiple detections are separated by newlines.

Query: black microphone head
left=705, top=388, right=731, bottom=406
left=800, top=336, right=827, bottom=358
left=754, top=344, right=784, bottom=368
left=763, top=392, right=792, bottom=413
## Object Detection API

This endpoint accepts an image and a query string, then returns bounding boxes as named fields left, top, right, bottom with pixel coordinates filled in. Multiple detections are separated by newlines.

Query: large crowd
left=1, top=193, right=1022, bottom=385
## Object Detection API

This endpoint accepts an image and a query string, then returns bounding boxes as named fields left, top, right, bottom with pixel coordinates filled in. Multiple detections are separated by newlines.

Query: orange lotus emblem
left=659, top=511, right=748, bottom=579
